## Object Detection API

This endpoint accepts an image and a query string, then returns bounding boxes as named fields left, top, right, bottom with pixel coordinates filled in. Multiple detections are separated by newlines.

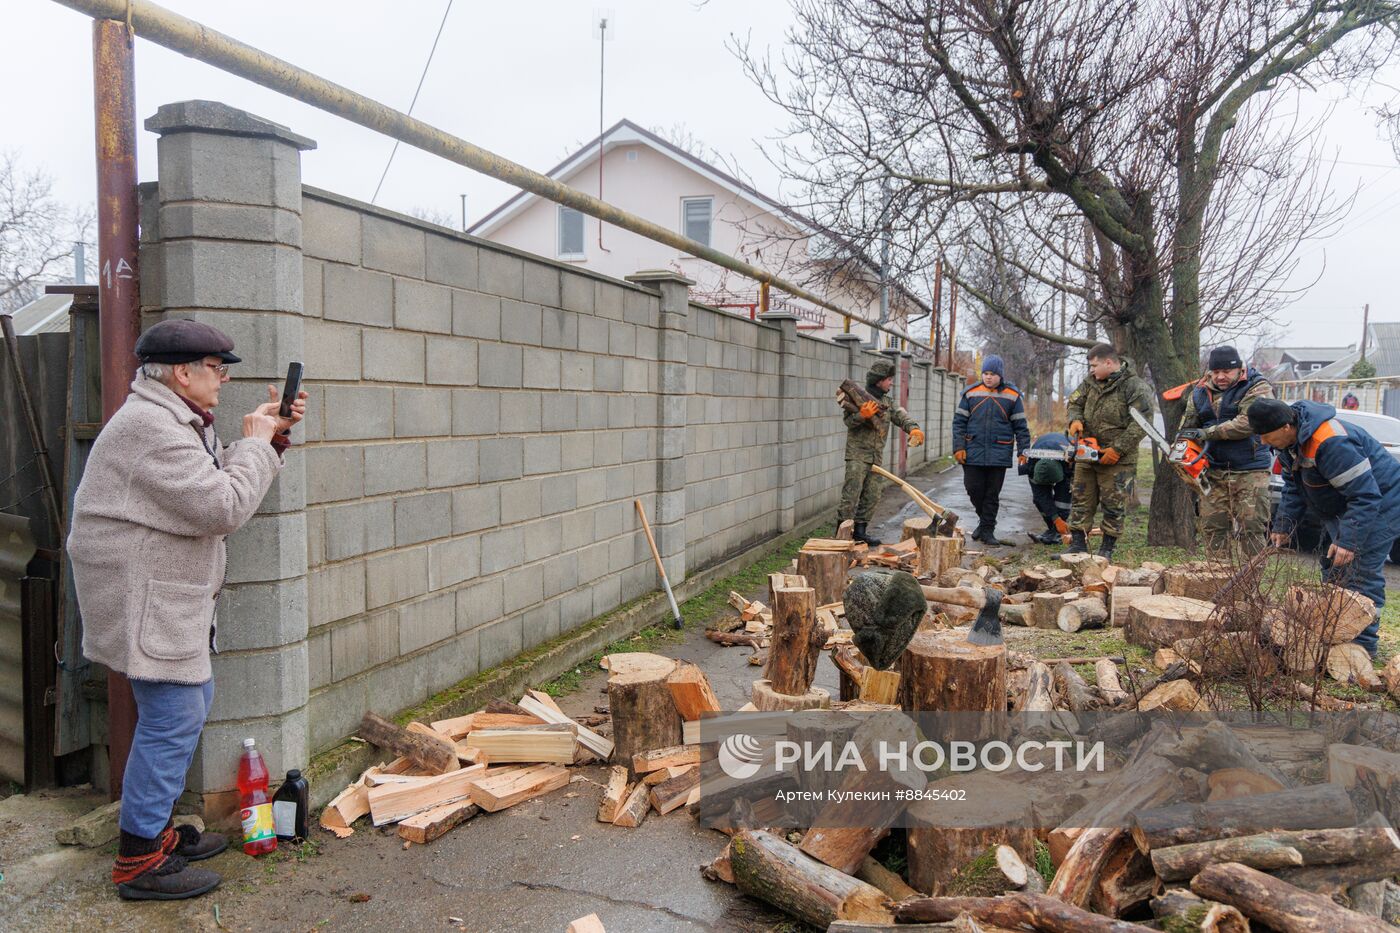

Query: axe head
left=935, top=510, right=960, bottom=538
left=966, top=588, right=1004, bottom=647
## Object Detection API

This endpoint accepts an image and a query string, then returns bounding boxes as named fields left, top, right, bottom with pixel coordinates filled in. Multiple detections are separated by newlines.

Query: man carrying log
left=1177, top=345, right=1275, bottom=557
left=1020, top=432, right=1073, bottom=545
left=1064, top=343, right=1152, bottom=560
left=836, top=359, right=924, bottom=546
left=951, top=355, right=1031, bottom=546
left=1254, top=397, right=1400, bottom=657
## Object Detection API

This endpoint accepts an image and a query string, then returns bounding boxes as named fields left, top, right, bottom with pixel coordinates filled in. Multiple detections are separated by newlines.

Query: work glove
left=1018, top=453, right=1028, bottom=467
left=1099, top=448, right=1121, bottom=466
left=908, top=428, right=925, bottom=447
left=859, top=400, right=880, bottom=420
left=954, top=450, right=967, bottom=464
left=1068, top=420, right=1084, bottom=439
left=1176, top=428, right=1206, bottom=443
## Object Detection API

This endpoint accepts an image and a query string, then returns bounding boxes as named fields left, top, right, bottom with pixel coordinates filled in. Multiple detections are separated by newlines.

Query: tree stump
left=1162, top=561, right=1235, bottom=602
left=918, top=536, right=962, bottom=579
left=752, top=679, right=830, bottom=711
left=766, top=586, right=824, bottom=696
left=607, top=653, right=683, bottom=775
left=901, top=516, right=933, bottom=545
left=907, top=788, right=1037, bottom=895
left=785, top=710, right=860, bottom=803
left=1109, top=585, right=1152, bottom=628
left=797, top=550, right=848, bottom=608
left=1057, top=595, right=1109, bottom=633
left=1125, top=594, right=1215, bottom=648
left=900, top=630, right=1006, bottom=742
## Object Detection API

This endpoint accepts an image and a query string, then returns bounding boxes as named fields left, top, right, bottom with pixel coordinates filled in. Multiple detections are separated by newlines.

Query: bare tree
left=739, top=0, right=1397, bottom=544
left=0, top=151, right=92, bottom=313
left=408, top=205, right=458, bottom=229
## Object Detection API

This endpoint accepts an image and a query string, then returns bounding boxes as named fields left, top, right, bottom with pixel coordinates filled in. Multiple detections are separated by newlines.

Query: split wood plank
left=612, top=781, right=651, bottom=827
left=649, top=765, right=699, bottom=814
left=597, top=766, right=629, bottom=822
left=366, top=764, right=487, bottom=825
left=517, top=693, right=614, bottom=759
left=465, top=764, right=569, bottom=812
left=463, top=723, right=577, bottom=763
left=632, top=744, right=700, bottom=774
left=396, top=797, right=480, bottom=844
left=666, top=662, right=722, bottom=721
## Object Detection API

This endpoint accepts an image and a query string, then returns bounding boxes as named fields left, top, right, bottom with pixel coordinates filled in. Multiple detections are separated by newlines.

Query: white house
left=469, top=120, right=929, bottom=345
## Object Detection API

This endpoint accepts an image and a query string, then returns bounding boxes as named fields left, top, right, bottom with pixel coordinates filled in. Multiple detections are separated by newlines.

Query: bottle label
left=241, top=803, right=275, bottom=844
left=273, top=800, right=297, bottom=838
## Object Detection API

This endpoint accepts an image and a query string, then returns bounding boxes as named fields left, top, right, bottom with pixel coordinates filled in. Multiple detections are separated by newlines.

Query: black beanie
left=1207, top=345, right=1242, bottom=370
left=1247, top=398, right=1295, bottom=435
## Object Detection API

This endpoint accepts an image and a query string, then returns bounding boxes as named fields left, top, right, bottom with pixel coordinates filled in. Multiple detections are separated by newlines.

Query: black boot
left=1063, top=530, right=1088, bottom=554
left=970, top=521, right=989, bottom=545
left=853, top=522, right=882, bottom=547
left=114, top=828, right=221, bottom=901
left=983, top=526, right=1012, bottom=547
left=1096, top=535, right=1117, bottom=560
left=171, top=822, right=228, bottom=862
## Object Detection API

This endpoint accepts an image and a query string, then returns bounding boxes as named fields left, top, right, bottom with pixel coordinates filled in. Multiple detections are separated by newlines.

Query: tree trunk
left=1191, top=862, right=1394, bottom=933
left=729, top=829, right=894, bottom=928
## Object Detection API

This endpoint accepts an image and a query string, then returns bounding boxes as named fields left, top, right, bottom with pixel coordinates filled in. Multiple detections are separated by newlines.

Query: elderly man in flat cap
left=67, top=318, right=307, bottom=901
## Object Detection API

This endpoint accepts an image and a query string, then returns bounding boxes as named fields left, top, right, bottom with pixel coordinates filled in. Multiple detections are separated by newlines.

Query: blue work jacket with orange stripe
left=952, top=379, right=1031, bottom=468
left=1274, top=400, right=1400, bottom=553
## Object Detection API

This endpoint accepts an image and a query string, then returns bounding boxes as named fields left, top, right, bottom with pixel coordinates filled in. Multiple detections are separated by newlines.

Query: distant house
left=1265, top=325, right=1400, bottom=417
left=469, top=119, right=929, bottom=344
left=1252, top=344, right=1354, bottom=382
left=5, top=293, right=73, bottom=336
left=1311, top=324, right=1400, bottom=380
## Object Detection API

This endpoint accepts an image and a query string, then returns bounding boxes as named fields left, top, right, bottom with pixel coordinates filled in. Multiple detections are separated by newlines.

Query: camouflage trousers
left=1068, top=460, right=1134, bottom=538
left=838, top=459, right=885, bottom=523
left=1198, top=469, right=1271, bottom=558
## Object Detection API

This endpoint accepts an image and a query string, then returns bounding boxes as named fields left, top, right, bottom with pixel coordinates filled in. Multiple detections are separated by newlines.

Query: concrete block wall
left=131, top=102, right=962, bottom=804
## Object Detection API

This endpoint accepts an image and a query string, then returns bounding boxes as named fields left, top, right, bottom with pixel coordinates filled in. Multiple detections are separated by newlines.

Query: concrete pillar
left=913, top=358, right=934, bottom=461
left=880, top=346, right=902, bottom=473
left=760, top=311, right=801, bottom=532
left=145, top=101, right=315, bottom=820
left=833, top=332, right=863, bottom=382
left=626, top=270, right=693, bottom=584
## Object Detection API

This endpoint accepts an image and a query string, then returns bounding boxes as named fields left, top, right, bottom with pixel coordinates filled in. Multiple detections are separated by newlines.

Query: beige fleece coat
left=68, top=376, right=282, bottom=684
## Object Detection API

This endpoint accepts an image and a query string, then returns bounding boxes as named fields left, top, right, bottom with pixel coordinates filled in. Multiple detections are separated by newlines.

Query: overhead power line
left=371, top=0, right=455, bottom=204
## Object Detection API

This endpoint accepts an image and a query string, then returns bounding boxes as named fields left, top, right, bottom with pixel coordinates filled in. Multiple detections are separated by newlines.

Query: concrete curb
left=306, top=514, right=827, bottom=810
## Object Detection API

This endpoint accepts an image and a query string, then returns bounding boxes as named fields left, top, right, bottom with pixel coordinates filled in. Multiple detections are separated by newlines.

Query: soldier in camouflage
left=838, top=358, right=924, bottom=546
left=1065, top=343, right=1152, bottom=560
left=1178, top=345, right=1275, bottom=557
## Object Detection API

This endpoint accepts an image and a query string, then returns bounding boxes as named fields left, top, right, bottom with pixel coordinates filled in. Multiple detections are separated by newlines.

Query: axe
left=920, top=585, right=1004, bottom=647
left=870, top=465, right=960, bottom=537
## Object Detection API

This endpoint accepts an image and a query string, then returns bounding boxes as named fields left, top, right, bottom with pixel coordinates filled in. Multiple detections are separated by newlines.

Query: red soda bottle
left=237, top=737, right=277, bottom=856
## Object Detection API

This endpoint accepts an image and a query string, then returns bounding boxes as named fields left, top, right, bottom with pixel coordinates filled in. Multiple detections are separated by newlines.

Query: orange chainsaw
left=1129, top=408, right=1210, bottom=494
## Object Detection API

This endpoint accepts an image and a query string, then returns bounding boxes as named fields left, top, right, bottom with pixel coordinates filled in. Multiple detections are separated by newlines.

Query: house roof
left=6, top=294, right=72, bottom=336
left=1310, top=324, right=1400, bottom=379
left=468, top=118, right=930, bottom=317
left=1272, top=346, right=1354, bottom=363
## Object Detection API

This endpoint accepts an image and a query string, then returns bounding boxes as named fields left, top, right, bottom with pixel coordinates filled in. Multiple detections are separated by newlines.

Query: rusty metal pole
left=93, top=16, right=140, bottom=801
left=931, top=259, right=942, bottom=366
left=947, top=277, right=958, bottom=372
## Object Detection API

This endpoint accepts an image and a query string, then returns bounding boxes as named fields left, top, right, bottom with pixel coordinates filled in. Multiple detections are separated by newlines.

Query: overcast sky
left=9, top=0, right=1397, bottom=355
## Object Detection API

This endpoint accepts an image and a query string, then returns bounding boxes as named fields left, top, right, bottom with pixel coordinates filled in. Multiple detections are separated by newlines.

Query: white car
left=1266, top=408, right=1400, bottom=563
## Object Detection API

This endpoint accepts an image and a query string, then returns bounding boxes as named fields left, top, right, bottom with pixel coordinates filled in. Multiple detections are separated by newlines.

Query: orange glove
left=859, top=400, right=880, bottom=419
left=1099, top=448, right=1121, bottom=466
left=1068, top=420, right=1084, bottom=439
left=954, top=450, right=967, bottom=464
left=908, top=428, right=925, bottom=448
left=1018, top=453, right=1028, bottom=466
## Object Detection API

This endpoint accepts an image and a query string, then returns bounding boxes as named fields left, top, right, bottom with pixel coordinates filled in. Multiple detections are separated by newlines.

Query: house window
left=681, top=197, right=713, bottom=247
left=558, top=205, right=585, bottom=258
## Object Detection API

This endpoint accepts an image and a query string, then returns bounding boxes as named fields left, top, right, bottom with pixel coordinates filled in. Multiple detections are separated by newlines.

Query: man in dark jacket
left=1065, top=344, right=1152, bottom=559
left=1178, top=346, right=1275, bottom=557
left=1254, top=397, right=1400, bottom=656
left=952, top=355, right=1031, bottom=546
left=837, top=358, right=924, bottom=546
left=1020, top=432, right=1073, bottom=545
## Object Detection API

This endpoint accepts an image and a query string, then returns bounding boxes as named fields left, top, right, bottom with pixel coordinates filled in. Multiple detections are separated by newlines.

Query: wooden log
left=1383, top=655, right=1400, bottom=701
left=706, top=629, right=766, bottom=648
left=1059, top=553, right=1108, bottom=582
left=1151, top=823, right=1400, bottom=881
left=432, top=711, right=543, bottom=739
left=1053, top=662, right=1099, bottom=712
left=752, top=679, right=831, bottom=711
left=1124, top=594, right=1215, bottom=648
left=919, top=536, right=963, bottom=579
left=1016, top=661, right=1055, bottom=714
left=1031, top=591, right=1076, bottom=629
left=1094, top=659, right=1130, bottom=706
left=1112, top=567, right=1160, bottom=589
left=1057, top=595, right=1108, bottom=633
left=943, top=842, right=1042, bottom=897
left=606, top=654, right=683, bottom=774
left=631, top=744, right=700, bottom=774
left=798, top=550, right=848, bottom=608
left=786, top=711, right=861, bottom=804
left=567, top=915, right=606, bottom=933
left=895, top=893, right=1147, bottom=932
left=1149, top=889, right=1248, bottom=933
left=1130, top=783, right=1358, bottom=852
left=665, top=662, right=722, bottom=721
left=516, top=693, right=614, bottom=760
left=463, top=764, right=567, bottom=812
left=730, top=829, right=894, bottom=928
left=859, top=668, right=901, bottom=704
left=1352, top=880, right=1387, bottom=917
left=1157, top=720, right=1291, bottom=790
left=1162, top=561, right=1234, bottom=602
left=358, top=712, right=457, bottom=775
left=320, top=772, right=372, bottom=838
left=649, top=766, right=699, bottom=815
left=1326, top=642, right=1381, bottom=690
left=463, top=723, right=576, bottom=764
left=1328, top=743, right=1400, bottom=827
left=767, top=585, right=825, bottom=697
left=1283, top=583, right=1376, bottom=645
left=1171, top=631, right=1265, bottom=677
left=1191, top=861, right=1394, bottom=933
left=902, top=516, right=934, bottom=545
left=1137, top=679, right=1202, bottom=712
left=832, top=643, right=865, bottom=701
left=366, top=764, right=486, bottom=825
left=612, top=781, right=651, bottom=827
left=396, top=798, right=480, bottom=844
left=1108, top=586, right=1152, bottom=628
left=1273, top=850, right=1400, bottom=894
left=900, top=630, right=1006, bottom=742
left=837, top=519, right=855, bottom=540
left=1207, top=767, right=1284, bottom=800
left=597, top=766, right=629, bottom=822
left=999, top=602, right=1033, bottom=627
left=1015, top=567, right=1047, bottom=592
left=856, top=855, right=922, bottom=902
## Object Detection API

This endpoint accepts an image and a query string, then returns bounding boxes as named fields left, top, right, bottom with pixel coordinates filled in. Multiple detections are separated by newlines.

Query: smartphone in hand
left=279, top=362, right=304, bottom=419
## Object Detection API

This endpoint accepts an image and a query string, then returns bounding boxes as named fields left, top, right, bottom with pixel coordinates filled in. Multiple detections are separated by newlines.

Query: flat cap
left=135, top=318, right=241, bottom=364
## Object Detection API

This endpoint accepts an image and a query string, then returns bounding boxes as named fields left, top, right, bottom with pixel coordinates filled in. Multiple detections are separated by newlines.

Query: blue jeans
left=1320, top=517, right=1386, bottom=656
left=119, top=679, right=214, bottom=838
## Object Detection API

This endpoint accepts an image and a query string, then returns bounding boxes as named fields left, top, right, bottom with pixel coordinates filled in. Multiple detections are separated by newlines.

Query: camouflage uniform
left=1066, top=359, right=1152, bottom=538
left=1181, top=372, right=1274, bottom=557
left=839, top=360, right=921, bottom=522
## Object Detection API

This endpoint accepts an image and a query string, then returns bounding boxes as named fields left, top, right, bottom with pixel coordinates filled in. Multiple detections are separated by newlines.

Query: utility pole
left=1361, top=303, right=1370, bottom=362
left=931, top=258, right=942, bottom=365
left=878, top=178, right=890, bottom=343
left=459, top=193, right=466, bottom=233
left=595, top=13, right=613, bottom=252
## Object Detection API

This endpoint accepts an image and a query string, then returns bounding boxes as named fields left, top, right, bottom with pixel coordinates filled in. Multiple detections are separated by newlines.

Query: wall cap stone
left=625, top=270, right=696, bottom=288
left=145, top=100, right=317, bottom=151
left=757, top=311, right=800, bottom=325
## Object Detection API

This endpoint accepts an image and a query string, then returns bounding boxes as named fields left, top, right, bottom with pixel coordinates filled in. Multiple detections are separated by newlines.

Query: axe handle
left=920, top=585, right=986, bottom=609
left=870, top=465, right=944, bottom=520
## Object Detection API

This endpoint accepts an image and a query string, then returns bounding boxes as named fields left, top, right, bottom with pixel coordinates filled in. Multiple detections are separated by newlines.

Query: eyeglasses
left=202, top=362, right=230, bottom=377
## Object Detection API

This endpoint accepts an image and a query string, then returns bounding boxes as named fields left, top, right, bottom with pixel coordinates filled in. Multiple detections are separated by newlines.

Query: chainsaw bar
left=1129, top=408, right=1210, bottom=495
